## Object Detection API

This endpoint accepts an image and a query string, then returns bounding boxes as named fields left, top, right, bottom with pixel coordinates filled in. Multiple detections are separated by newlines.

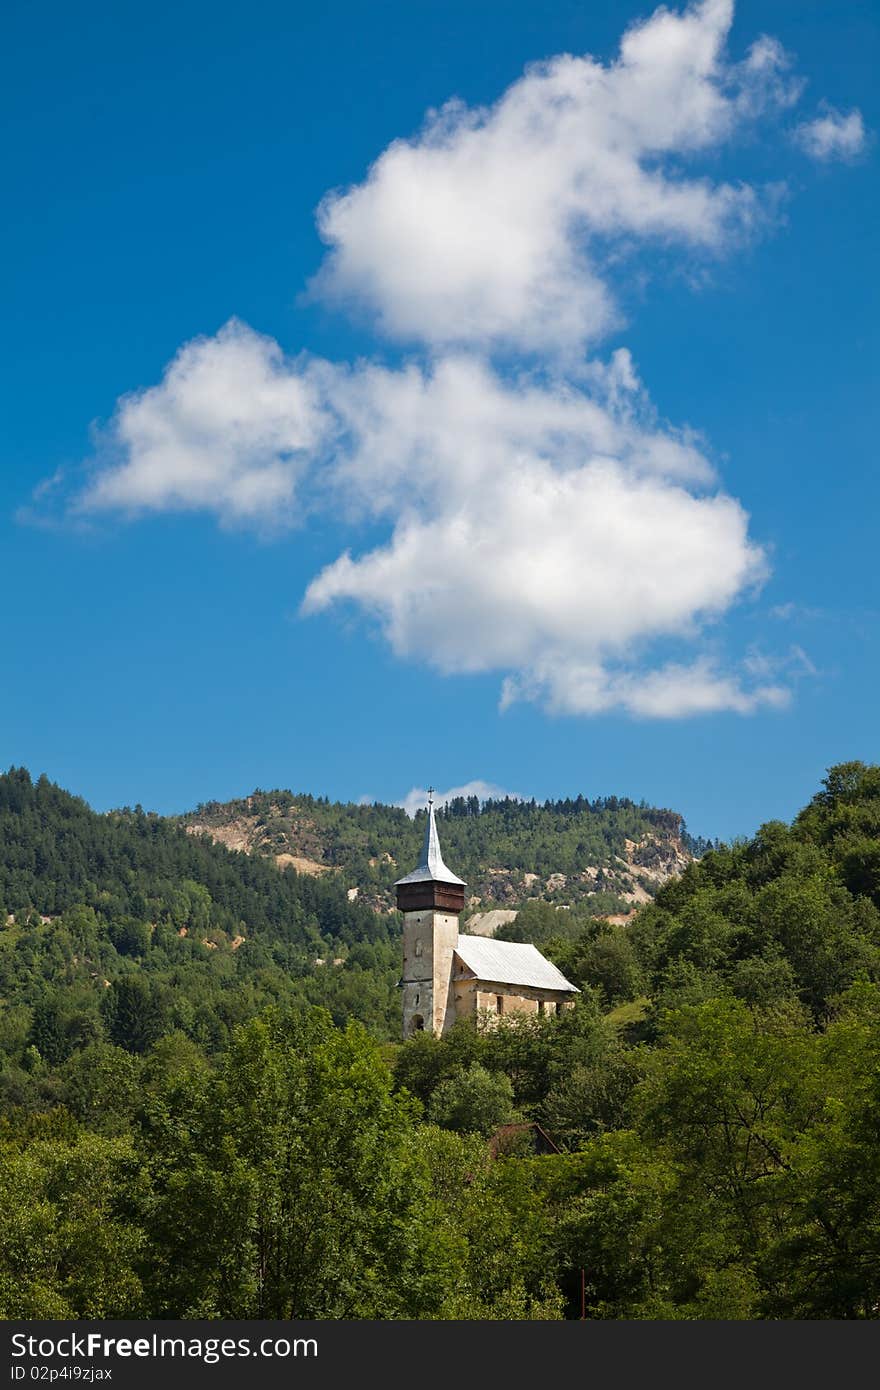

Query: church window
left=496, top=995, right=504, bottom=1014
left=414, top=938, right=423, bottom=958
left=555, top=1001, right=563, bottom=1016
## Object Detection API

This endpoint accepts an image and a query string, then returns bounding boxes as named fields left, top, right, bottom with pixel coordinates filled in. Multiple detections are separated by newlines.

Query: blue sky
left=1, top=0, right=877, bottom=841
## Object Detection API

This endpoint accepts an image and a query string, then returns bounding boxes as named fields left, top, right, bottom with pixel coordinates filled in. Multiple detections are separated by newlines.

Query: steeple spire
left=396, top=791, right=466, bottom=888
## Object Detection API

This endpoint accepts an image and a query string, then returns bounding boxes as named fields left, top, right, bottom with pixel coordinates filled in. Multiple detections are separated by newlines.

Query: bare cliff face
left=182, top=794, right=693, bottom=920
left=184, top=797, right=331, bottom=876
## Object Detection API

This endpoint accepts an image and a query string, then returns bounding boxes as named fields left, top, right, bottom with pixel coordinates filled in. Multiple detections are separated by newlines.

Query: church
left=396, top=792, right=578, bottom=1037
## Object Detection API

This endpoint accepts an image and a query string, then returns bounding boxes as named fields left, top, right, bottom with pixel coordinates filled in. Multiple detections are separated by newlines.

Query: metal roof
left=394, top=795, right=466, bottom=888
left=453, top=935, right=579, bottom=993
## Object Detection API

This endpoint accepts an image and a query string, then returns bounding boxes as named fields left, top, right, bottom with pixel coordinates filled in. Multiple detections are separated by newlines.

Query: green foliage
left=539, top=1050, right=641, bottom=1149
left=0, top=767, right=391, bottom=952
left=631, top=768, right=880, bottom=1019
left=428, top=1063, right=517, bottom=1135
left=136, top=1007, right=431, bottom=1317
left=0, top=1129, right=146, bottom=1317
left=547, top=927, right=645, bottom=1005
left=0, top=1009, right=564, bottom=1319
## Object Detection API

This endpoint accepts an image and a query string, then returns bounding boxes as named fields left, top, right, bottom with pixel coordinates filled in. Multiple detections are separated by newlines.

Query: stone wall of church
left=402, top=908, right=460, bottom=1036
left=453, top=978, right=575, bottom=1026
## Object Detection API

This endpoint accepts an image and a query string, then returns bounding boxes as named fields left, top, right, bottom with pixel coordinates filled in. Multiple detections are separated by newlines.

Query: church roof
left=454, top=935, right=579, bottom=993
left=394, top=795, right=466, bottom=888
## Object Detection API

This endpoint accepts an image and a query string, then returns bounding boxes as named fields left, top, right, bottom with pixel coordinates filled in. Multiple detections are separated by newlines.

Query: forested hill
left=182, top=786, right=703, bottom=915
left=2, top=763, right=880, bottom=1320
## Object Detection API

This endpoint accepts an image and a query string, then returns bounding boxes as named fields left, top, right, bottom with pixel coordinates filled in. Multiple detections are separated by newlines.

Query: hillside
left=2, top=762, right=880, bottom=1319
left=182, top=788, right=701, bottom=920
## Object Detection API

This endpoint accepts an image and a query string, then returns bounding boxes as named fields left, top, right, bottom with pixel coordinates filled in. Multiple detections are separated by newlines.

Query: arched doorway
left=408, top=1014, right=425, bottom=1035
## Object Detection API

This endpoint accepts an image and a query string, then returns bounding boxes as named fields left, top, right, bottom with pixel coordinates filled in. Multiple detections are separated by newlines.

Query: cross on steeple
left=427, top=786, right=434, bottom=806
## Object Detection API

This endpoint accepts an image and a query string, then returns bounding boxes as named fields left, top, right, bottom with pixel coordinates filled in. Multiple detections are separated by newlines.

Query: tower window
left=414, top=992, right=420, bottom=1005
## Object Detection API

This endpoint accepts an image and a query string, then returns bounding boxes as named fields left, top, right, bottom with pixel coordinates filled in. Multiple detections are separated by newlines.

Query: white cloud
left=500, top=657, right=788, bottom=718
left=398, top=781, right=522, bottom=817
left=299, top=350, right=772, bottom=718
left=78, top=321, right=329, bottom=527
left=302, top=448, right=766, bottom=675
left=795, top=105, right=866, bottom=162
left=312, top=0, right=797, bottom=354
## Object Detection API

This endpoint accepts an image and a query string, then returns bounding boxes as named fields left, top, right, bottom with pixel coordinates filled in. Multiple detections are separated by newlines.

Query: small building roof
left=394, top=793, right=466, bottom=888
left=454, top=935, right=579, bottom=993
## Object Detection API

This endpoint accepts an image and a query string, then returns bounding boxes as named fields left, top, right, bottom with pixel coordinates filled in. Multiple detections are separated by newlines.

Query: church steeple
left=397, top=786, right=466, bottom=1037
left=395, top=789, right=466, bottom=914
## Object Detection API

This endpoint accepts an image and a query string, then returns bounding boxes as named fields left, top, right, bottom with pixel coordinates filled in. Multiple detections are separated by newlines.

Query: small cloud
left=31, top=466, right=67, bottom=503
left=735, top=35, right=804, bottom=115
left=789, top=644, right=818, bottom=678
left=768, top=602, right=825, bottom=622
left=743, top=642, right=818, bottom=684
left=794, top=105, right=867, bottom=162
left=397, top=780, right=523, bottom=817
left=769, top=601, right=795, bottom=620
left=16, top=467, right=80, bottom=530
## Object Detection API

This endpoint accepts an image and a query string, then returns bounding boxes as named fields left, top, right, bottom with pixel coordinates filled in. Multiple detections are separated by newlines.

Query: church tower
left=395, top=790, right=466, bottom=1037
